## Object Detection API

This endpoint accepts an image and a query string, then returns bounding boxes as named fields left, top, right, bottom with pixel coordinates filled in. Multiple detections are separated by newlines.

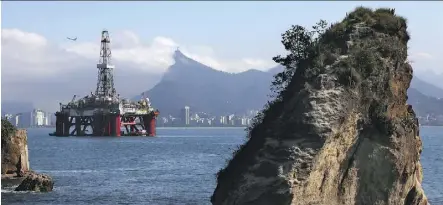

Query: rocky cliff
left=212, top=7, right=428, bottom=205
left=1, top=119, right=53, bottom=192
left=1, top=121, right=30, bottom=175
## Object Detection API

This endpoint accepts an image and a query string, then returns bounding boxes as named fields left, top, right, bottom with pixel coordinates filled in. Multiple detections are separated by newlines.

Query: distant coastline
left=26, top=126, right=247, bottom=129
left=419, top=124, right=443, bottom=127
left=23, top=125, right=443, bottom=129
left=419, top=125, right=443, bottom=128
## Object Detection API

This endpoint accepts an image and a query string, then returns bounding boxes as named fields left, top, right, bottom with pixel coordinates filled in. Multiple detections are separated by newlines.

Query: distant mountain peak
left=173, top=48, right=185, bottom=58
left=173, top=49, right=193, bottom=65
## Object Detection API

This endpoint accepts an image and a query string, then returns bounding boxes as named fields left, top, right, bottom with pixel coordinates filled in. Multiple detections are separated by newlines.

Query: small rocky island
left=1, top=119, right=54, bottom=192
left=212, top=7, right=428, bottom=205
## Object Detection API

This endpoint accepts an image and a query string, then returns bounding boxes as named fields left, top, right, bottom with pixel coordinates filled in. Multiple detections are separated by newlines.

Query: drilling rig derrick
left=96, top=30, right=116, bottom=98
left=51, top=30, right=159, bottom=137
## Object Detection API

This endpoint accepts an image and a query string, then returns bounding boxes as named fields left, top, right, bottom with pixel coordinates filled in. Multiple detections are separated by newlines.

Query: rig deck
left=50, top=30, right=159, bottom=137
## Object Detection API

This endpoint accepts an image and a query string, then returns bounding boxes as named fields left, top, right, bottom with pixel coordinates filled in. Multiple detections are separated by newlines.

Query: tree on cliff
left=1, top=119, right=16, bottom=144
left=247, top=20, right=330, bottom=135
left=270, top=20, right=328, bottom=99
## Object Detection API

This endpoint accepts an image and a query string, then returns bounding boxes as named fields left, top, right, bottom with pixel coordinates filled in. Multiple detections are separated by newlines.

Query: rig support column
left=55, top=112, right=64, bottom=136
left=63, top=115, right=70, bottom=136
left=109, top=114, right=117, bottom=136
left=143, top=115, right=150, bottom=135
left=129, top=116, right=135, bottom=133
left=92, top=112, right=102, bottom=136
left=149, top=116, right=156, bottom=136
left=104, top=115, right=110, bottom=136
left=75, top=117, right=82, bottom=136
left=143, top=111, right=159, bottom=136
left=116, top=114, right=121, bottom=137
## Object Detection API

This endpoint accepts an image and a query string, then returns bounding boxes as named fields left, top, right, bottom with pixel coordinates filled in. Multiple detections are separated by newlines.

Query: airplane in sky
left=67, top=37, right=77, bottom=41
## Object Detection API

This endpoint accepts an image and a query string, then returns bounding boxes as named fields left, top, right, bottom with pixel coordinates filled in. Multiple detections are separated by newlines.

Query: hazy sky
left=2, top=1, right=443, bottom=112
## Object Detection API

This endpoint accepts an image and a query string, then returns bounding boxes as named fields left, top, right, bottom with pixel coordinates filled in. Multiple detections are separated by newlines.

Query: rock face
left=212, top=7, right=428, bottom=205
left=1, top=124, right=30, bottom=175
left=1, top=119, right=54, bottom=192
left=15, top=171, right=54, bottom=192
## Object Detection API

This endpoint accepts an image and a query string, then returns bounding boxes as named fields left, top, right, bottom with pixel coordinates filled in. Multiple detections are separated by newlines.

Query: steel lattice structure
left=95, top=30, right=116, bottom=98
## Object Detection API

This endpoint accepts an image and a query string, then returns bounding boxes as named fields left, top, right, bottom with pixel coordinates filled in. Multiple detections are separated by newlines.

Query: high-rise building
left=31, top=109, right=45, bottom=127
left=30, top=112, right=33, bottom=126
left=15, top=115, right=20, bottom=127
left=45, top=115, right=49, bottom=126
left=241, top=118, right=248, bottom=126
left=228, top=114, right=235, bottom=126
left=220, top=116, right=227, bottom=125
left=181, top=106, right=190, bottom=125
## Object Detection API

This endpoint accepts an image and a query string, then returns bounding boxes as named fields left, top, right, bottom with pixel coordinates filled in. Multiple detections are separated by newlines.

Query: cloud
left=410, top=52, right=433, bottom=60
left=61, top=30, right=276, bottom=74
left=1, top=28, right=276, bottom=111
left=408, top=51, right=442, bottom=75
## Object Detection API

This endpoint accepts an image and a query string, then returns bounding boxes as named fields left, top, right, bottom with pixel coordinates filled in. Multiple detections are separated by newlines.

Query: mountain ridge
left=135, top=50, right=443, bottom=118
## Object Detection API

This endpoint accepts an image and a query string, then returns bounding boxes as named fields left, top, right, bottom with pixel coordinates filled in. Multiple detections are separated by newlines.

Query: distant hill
left=414, top=71, right=443, bottom=92
left=136, top=50, right=275, bottom=116
left=410, top=76, right=443, bottom=99
left=407, top=88, right=443, bottom=116
left=135, top=51, right=442, bottom=118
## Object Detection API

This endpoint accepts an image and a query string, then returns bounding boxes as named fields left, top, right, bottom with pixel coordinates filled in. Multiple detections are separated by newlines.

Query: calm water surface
left=2, top=127, right=442, bottom=204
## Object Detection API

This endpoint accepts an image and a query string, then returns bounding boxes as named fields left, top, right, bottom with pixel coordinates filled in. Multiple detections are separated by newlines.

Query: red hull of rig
left=51, top=30, right=159, bottom=137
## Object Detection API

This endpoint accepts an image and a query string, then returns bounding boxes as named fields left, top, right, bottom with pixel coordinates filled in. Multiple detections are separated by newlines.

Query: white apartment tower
left=181, top=106, right=190, bottom=125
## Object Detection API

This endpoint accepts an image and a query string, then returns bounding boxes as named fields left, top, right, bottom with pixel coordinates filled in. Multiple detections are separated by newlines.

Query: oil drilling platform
left=50, top=30, right=159, bottom=137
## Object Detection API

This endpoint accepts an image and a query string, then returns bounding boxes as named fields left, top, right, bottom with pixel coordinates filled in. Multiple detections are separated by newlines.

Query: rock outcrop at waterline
left=1, top=121, right=30, bottom=175
left=15, top=171, right=54, bottom=192
left=212, top=7, right=428, bottom=205
left=1, top=119, right=54, bottom=192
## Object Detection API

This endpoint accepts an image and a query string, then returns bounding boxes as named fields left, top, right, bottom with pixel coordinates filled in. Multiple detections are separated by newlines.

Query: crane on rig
left=71, top=95, right=77, bottom=103
left=67, top=95, right=77, bottom=107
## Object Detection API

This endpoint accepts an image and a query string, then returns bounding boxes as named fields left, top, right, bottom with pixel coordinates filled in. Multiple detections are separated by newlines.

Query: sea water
left=2, top=127, right=442, bottom=205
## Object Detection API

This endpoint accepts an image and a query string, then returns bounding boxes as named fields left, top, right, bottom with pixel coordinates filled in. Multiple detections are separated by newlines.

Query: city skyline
left=2, top=104, right=260, bottom=128
left=4, top=102, right=442, bottom=127
left=4, top=109, right=53, bottom=128
left=160, top=105, right=259, bottom=127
